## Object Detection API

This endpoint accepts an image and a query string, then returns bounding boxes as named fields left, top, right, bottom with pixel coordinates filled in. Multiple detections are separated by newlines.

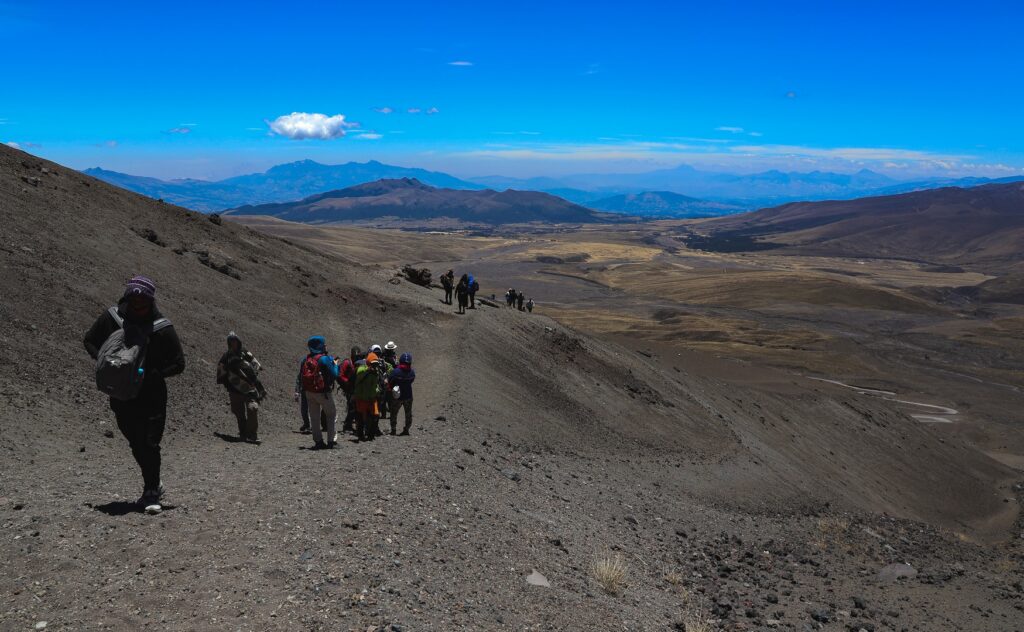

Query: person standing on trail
left=83, top=275, right=185, bottom=512
left=387, top=352, right=416, bottom=436
left=216, top=332, right=265, bottom=444
left=468, top=274, right=480, bottom=309
left=337, top=346, right=360, bottom=433
left=455, top=274, right=470, bottom=314
left=354, top=352, right=383, bottom=441
left=517, top=291, right=525, bottom=311
left=300, top=335, right=339, bottom=449
left=506, top=288, right=515, bottom=307
left=526, top=298, right=535, bottom=313
left=294, top=355, right=328, bottom=435
left=441, top=269, right=455, bottom=305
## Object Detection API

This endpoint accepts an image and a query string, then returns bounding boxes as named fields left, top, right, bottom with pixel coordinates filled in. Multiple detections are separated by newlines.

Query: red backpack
left=300, top=353, right=326, bottom=392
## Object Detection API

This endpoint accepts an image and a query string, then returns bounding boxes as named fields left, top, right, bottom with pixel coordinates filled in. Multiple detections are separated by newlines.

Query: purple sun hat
left=125, top=275, right=156, bottom=299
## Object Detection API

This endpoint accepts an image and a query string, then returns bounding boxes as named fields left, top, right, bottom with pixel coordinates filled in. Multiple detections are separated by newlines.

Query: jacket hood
left=307, top=335, right=327, bottom=353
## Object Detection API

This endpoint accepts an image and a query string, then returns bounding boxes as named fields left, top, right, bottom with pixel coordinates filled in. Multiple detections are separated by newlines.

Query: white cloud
left=179, top=122, right=198, bottom=127
left=4, top=141, right=20, bottom=149
left=93, top=140, right=118, bottom=148
left=407, top=108, right=422, bottom=114
left=374, top=107, right=394, bottom=114
left=785, top=91, right=797, bottom=98
left=357, top=133, right=383, bottom=140
left=426, top=107, right=440, bottom=115
left=268, top=112, right=358, bottom=140
left=165, top=127, right=191, bottom=134
left=448, top=60, right=473, bottom=66
left=716, top=126, right=744, bottom=133
left=748, top=131, right=763, bottom=137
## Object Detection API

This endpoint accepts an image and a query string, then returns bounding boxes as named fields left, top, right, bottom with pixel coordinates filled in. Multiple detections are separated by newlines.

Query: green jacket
left=354, top=364, right=381, bottom=401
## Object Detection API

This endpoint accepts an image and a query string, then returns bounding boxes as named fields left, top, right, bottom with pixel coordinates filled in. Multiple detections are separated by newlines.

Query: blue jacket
left=388, top=364, right=416, bottom=400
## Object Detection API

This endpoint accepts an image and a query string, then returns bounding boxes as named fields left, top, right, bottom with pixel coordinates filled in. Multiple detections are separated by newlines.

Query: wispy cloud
left=267, top=112, right=358, bottom=140
left=426, top=107, right=440, bottom=115
left=356, top=133, right=383, bottom=140
left=748, top=131, right=763, bottom=137
left=164, top=127, right=192, bottom=134
left=582, top=63, right=600, bottom=76
left=92, top=140, right=119, bottom=148
left=374, top=107, right=394, bottom=114
left=448, top=60, right=473, bottom=66
left=785, top=91, right=797, bottom=99
left=716, top=126, right=744, bottom=133
left=407, top=108, right=421, bottom=114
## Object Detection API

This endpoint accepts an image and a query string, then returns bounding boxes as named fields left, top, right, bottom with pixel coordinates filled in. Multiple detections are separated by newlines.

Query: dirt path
left=808, top=377, right=960, bottom=423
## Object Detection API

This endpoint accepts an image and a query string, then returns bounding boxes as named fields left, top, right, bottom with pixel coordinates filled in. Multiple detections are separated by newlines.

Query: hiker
left=300, top=335, right=339, bottom=449
left=455, top=274, right=469, bottom=314
left=441, top=269, right=455, bottom=305
left=337, top=346, right=360, bottom=433
left=383, top=340, right=399, bottom=367
left=387, top=352, right=416, bottom=436
left=526, top=298, right=535, bottom=313
left=354, top=352, right=383, bottom=441
left=216, top=332, right=265, bottom=444
left=83, top=275, right=185, bottom=511
left=506, top=288, right=515, bottom=307
left=468, top=274, right=480, bottom=309
left=294, top=356, right=328, bottom=434
left=517, top=291, right=525, bottom=311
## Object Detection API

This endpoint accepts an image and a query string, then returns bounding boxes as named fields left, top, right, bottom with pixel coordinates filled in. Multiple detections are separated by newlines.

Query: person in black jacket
left=455, top=274, right=470, bottom=314
left=83, top=276, right=185, bottom=509
left=216, top=332, right=265, bottom=444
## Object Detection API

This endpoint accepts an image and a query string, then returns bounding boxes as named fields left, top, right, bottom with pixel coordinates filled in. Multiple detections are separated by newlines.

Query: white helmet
left=370, top=344, right=382, bottom=354
left=385, top=341, right=398, bottom=350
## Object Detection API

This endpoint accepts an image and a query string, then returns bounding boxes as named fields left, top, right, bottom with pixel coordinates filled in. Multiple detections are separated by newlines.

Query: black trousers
left=444, top=287, right=453, bottom=304
left=111, top=379, right=167, bottom=493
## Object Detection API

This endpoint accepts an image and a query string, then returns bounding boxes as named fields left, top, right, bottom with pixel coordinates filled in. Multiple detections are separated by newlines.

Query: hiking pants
left=111, top=379, right=167, bottom=493
left=342, top=392, right=356, bottom=431
left=390, top=398, right=413, bottom=433
left=229, top=390, right=259, bottom=439
left=305, top=390, right=336, bottom=444
left=469, top=292, right=476, bottom=308
left=299, top=390, right=309, bottom=427
left=444, top=287, right=453, bottom=304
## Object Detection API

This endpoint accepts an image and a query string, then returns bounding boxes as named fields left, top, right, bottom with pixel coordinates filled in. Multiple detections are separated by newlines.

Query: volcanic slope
left=0, top=144, right=1020, bottom=631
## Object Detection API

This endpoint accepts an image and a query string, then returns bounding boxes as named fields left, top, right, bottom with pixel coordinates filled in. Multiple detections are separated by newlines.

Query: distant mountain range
left=702, top=181, right=1024, bottom=270
left=224, top=178, right=612, bottom=225
left=83, top=160, right=480, bottom=211
left=85, top=158, right=1024, bottom=216
left=587, top=191, right=745, bottom=217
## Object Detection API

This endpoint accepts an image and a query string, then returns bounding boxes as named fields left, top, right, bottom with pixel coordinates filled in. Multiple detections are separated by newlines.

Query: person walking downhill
left=526, top=298, right=535, bottom=313
left=337, top=346, right=360, bottom=433
left=300, top=335, right=339, bottom=449
left=455, top=274, right=470, bottom=314
left=216, top=332, right=266, bottom=444
left=506, top=288, right=515, bottom=307
left=441, top=269, right=455, bottom=305
left=353, top=352, right=383, bottom=441
left=387, top=352, right=416, bottom=436
left=517, top=290, right=525, bottom=311
left=468, top=274, right=480, bottom=309
left=84, top=275, right=185, bottom=513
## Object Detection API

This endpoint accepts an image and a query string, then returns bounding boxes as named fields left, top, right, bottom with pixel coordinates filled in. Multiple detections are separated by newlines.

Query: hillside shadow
left=90, top=501, right=176, bottom=516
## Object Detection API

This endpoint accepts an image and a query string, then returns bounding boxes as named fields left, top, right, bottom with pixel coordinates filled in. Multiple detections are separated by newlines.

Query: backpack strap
left=152, top=318, right=172, bottom=333
left=108, top=306, right=124, bottom=328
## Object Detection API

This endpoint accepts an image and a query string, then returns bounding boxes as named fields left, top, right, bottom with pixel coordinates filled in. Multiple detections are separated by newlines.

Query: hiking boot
left=140, top=487, right=162, bottom=512
left=389, top=426, right=397, bottom=436
left=298, top=424, right=311, bottom=434
left=311, top=441, right=327, bottom=450
left=399, top=427, right=410, bottom=436
left=246, top=436, right=261, bottom=445
left=326, top=441, right=336, bottom=449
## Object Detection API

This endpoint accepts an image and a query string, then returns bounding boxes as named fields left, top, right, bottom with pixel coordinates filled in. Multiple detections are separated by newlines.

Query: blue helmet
left=307, top=335, right=326, bottom=353
left=399, top=352, right=412, bottom=365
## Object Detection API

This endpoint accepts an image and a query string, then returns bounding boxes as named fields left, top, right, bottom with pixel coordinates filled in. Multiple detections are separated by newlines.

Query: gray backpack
left=95, top=306, right=171, bottom=401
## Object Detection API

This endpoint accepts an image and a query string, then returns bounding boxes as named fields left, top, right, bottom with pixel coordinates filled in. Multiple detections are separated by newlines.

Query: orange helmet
left=365, top=352, right=380, bottom=365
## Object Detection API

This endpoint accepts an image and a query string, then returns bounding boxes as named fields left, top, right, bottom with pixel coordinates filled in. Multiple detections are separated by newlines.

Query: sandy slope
left=1, top=144, right=1022, bottom=630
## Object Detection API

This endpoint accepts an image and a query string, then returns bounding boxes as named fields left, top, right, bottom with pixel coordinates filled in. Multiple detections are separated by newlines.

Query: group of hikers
left=438, top=269, right=480, bottom=314
left=438, top=269, right=536, bottom=314
left=83, top=275, right=416, bottom=513
left=505, top=287, right=535, bottom=313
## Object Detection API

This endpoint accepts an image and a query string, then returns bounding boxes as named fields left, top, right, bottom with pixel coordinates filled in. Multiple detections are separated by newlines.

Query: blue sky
left=2, top=0, right=1022, bottom=180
